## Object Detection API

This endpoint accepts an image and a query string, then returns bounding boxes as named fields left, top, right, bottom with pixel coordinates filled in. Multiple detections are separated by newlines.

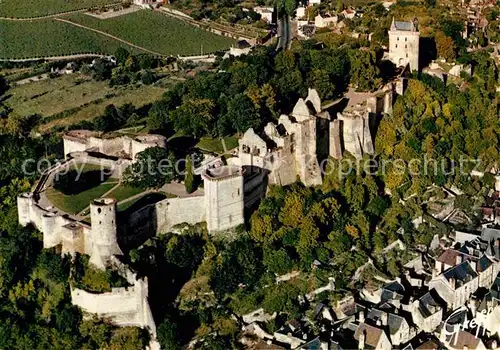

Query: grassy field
left=46, top=163, right=118, bottom=213
left=106, top=184, right=146, bottom=202
left=47, top=179, right=117, bottom=214
left=196, top=135, right=239, bottom=154
left=65, top=11, right=235, bottom=55
left=4, top=74, right=165, bottom=131
left=0, top=19, right=135, bottom=59
left=117, top=192, right=174, bottom=212
left=0, top=0, right=117, bottom=18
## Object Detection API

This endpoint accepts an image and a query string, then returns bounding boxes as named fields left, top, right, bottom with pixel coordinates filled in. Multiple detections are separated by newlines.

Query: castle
left=17, top=83, right=407, bottom=348
left=388, top=18, right=420, bottom=72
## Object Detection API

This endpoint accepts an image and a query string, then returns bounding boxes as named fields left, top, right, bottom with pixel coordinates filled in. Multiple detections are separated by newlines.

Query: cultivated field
left=65, top=10, right=235, bottom=55
left=0, top=19, right=135, bottom=59
left=4, top=74, right=166, bottom=131
left=0, top=0, right=117, bottom=18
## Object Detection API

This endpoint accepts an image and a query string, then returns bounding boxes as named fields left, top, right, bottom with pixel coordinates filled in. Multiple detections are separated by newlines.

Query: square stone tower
left=388, top=18, right=420, bottom=72
left=202, top=166, right=245, bottom=233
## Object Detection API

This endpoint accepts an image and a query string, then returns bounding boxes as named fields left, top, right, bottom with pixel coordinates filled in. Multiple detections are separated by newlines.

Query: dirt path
left=54, top=18, right=165, bottom=56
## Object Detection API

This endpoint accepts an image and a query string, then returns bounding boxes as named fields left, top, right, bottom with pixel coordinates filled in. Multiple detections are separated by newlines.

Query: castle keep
left=388, top=18, right=420, bottom=72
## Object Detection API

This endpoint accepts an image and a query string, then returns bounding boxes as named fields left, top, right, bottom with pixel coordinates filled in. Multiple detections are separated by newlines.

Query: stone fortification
left=237, top=88, right=323, bottom=187
left=202, top=166, right=245, bottom=232
left=63, top=130, right=167, bottom=160
left=71, top=256, right=159, bottom=349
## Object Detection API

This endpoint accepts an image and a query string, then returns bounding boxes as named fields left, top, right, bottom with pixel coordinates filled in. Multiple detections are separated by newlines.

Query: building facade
left=388, top=18, right=420, bottom=71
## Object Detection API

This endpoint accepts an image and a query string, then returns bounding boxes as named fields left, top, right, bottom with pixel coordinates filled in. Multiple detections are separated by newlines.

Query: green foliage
left=115, top=47, right=131, bottom=66
left=157, top=316, right=181, bottom=350
left=184, top=156, right=195, bottom=194
left=349, top=49, right=381, bottom=91
left=72, top=254, right=130, bottom=293
left=123, top=147, right=177, bottom=189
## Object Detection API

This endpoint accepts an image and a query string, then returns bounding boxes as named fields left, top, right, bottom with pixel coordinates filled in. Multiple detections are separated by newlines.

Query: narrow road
left=54, top=18, right=165, bottom=56
left=276, top=15, right=292, bottom=51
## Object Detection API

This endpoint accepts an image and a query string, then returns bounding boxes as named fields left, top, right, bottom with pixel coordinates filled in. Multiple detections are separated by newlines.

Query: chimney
left=449, top=278, right=456, bottom=289
left=358, top=309, right=365, bottom=323
left=358, top=330, right=365, bottom=350
left=413, top=299, right=420, bottom=313
left=456, top=254, right=463, bottom=266
left=469, top=298, right=477, bottom=318
left=470, top=260, right=477, bottom=272
left=381, top=313, right=388, bottom=326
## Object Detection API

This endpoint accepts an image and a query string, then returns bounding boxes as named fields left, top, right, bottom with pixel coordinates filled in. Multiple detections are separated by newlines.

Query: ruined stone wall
left=88, top=137, right=124, bottom=156
left=63, top=138, right=88, bottom=157
left=71, top=257, right=159, bottom=349
left=294, top=119, right=322, bottom=186
left=71, top=153, right=131, bottom=178
left=126, top=196, right=206, bottom=235
left=155, top=196, right=206, bottom=233
left=329, top=120, right=342, bottom=159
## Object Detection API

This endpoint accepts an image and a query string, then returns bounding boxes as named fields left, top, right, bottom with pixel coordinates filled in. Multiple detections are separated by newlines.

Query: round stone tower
left=42, top=212, right=60, bottom=248
left=202, top=166, right=245, bottom=233
left=89, top=198, right=122, bottom=269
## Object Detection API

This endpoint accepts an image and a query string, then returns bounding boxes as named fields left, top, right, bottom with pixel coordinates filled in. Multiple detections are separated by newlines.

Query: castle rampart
left=71, top=256, right=159, bottom=349
left=63, top=131, right=167, bottom=160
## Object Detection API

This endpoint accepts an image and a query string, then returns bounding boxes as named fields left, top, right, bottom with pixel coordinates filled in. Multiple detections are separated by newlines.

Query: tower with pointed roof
left=388, top=17, right=420, bottom=72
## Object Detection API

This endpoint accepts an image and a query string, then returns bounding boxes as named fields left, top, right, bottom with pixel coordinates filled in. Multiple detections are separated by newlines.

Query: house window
left=405, top=37, right=407, bottom=41
left=237, top=189, right=240, bottom=196
left=396, top=44, right=398, bottom=48
left=397, top=37, right=399, bottom=41
left=406, top=53, right=408, bottom=57
left=405, top=44, right=407, bottom=48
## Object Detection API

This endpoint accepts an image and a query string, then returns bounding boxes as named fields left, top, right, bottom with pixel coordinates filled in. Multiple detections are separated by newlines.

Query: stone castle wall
left=63, top=133, right=167, bottom=160
left=71, top=256, right=159, bottom=349
left=155, top=196, right=206, bottom=233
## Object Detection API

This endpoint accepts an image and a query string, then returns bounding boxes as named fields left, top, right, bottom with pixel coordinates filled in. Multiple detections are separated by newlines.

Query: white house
left=429, top=261, right=479, bottom=311
left=315, top=14, right=338, bottom=28
left=253, top=6, right=274, bottom=23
